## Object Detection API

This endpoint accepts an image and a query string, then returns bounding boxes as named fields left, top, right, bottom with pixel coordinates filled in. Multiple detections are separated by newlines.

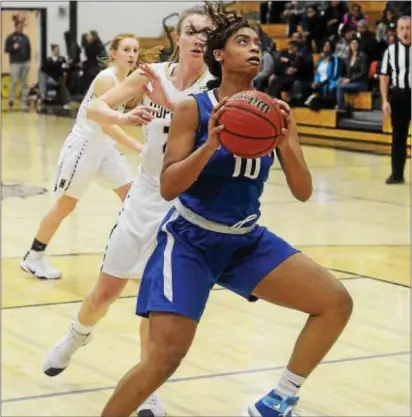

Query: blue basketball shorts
left=136, top=208, right=299, bottom=322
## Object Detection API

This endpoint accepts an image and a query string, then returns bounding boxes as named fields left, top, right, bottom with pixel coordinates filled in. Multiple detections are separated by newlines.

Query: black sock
left=31, top=238, right=47, bottom=252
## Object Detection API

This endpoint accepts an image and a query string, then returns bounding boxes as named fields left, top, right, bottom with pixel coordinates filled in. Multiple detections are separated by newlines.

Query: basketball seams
left=220, top=136, right=278, bottom=158
left=221, top=103, right=280, bottom=137
left=216, top=91, right=284, bottom=158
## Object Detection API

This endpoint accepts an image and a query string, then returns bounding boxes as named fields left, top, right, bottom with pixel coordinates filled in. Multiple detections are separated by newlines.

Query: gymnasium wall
left=77, top=1, right=204, bottom=42
left=2, top=1, right=70, bottom=55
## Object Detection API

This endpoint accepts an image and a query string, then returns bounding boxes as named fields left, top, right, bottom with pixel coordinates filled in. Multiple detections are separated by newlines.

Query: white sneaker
left=21, top=253, right=61, bottom=280
left=136, top=393, right=166, bottom=417
left=43, top=325, right=93, bottom=376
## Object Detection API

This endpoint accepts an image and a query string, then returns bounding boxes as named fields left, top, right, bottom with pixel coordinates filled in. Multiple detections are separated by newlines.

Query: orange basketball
left=217, top=90, right=285, bottom=158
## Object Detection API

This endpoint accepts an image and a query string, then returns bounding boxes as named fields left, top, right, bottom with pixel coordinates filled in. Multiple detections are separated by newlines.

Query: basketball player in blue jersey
left=100, top=3, right=353, bottom=417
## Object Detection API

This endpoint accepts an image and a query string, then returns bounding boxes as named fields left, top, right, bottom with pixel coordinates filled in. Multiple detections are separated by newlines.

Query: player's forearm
left=101, top=125, right=143, bottom=152
left=380, top=75, right=390, bottom=103
left=160, top=143, right=216, bottom=201
left=277, top=144, right=312, bottom=202
left=87, top=98, right=122, bottom=125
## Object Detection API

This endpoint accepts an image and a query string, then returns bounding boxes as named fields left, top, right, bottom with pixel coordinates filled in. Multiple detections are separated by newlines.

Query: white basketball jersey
left=140, top=62, right=214, bottom=185
left=70, top=66, right=125, bottom=144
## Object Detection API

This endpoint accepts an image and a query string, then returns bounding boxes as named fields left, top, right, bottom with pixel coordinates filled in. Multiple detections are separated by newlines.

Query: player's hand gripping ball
left=217, top=90, right=285, bottom=158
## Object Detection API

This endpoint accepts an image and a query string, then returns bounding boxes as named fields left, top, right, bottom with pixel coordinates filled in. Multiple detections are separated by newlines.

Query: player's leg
left=101, top=213, right=216, bottom=417
left=98, top=148, right=134, bottom=201
left=220, top=228, right=353, bottom=416
left=42, top=192, right=141, bottom=376
left=113, top=182, right=132, bottom=201
left=20, top=140, right=95, bottom=279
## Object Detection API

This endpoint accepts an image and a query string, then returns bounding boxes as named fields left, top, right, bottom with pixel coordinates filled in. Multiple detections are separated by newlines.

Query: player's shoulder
left=94, top=67, right=116, bottom=85
left=148, top=61, right=174, bottom=76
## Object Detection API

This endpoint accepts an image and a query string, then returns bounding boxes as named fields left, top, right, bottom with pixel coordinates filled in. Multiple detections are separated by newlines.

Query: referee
left=380, top=16, right=411, bottom=184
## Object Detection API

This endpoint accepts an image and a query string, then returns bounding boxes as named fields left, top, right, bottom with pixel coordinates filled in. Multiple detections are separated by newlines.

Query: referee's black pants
left=390, top=87, right=411, bottom=180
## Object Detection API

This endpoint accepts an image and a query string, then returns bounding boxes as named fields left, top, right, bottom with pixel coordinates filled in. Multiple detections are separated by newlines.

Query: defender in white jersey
left=43, top=9, right=214, bottom=416
left=20, top=33, right=155, bottom=280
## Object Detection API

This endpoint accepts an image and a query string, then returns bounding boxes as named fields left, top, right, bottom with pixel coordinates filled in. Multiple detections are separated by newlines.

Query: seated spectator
left=39, top=44, right=71, bottom=109
left=376, top=7, right=398, bottom=42
left=81, top=30, right=107, bottom=91
left=335, top=37, right=368, bottom=110
left=343, top=3, right=368, bottom=27
left=357, top=20, right=380, bottom=63
left=289, top=35, right=315, bottom=105
left=305, top=39, right=340, bottom=106
left=291, top=31, right=311, bottom=53
left=282, top=1, right=309, bottom=36
left=386, top=1, right=411, bottom=17
left=324, top=1, right=349, bottom=40
left=260, top=1, right=288, bottom=24
left=268, top=40, right=303, bottom=99
left=302, top=5, right=327, bottom=52
left=335, top=24, right=356, bottom=60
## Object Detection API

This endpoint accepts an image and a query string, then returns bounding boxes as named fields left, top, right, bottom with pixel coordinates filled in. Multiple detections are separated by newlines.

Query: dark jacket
left=343, top=51, right=368, bottom=83
left=42, top=56, right=67, bottom=81
left=4, top=32, right=31, bottom=63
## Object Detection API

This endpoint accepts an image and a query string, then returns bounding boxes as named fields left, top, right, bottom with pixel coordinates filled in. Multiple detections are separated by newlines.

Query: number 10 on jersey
left=232, top=156, right=262, bottom=179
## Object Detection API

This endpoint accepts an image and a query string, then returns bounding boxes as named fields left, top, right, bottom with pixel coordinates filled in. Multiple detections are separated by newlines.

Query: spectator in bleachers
left=343, top=3, right=368, bottom=28
left=302, top=5, right=327, bottom=52
left=335, top=24, right=356, bottom=60
left=336, top=37, right=368, bottom=110
left=324, top=1, right=349, bottom=40
left=305, top=39, right=340, bottom=107
left=291, top=31, right=311, bottom=53
left=260, top=1, right=288, bottom=24
left=38, top=44, right=71, bottom=109
left=376, top=7, right=398, bottom=43
left=282, top=1, right=307, bottom=36
left=81, top=30, right=107, bottom=91
left=386, top=1, right=411, bottom=17
left=64, top=30, right=83, bottom=97
left=268, top=40, right=303, bottom=99
left=357, top=20, right=380, bottom=63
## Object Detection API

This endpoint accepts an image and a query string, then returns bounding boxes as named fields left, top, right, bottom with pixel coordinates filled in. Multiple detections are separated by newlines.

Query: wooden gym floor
left=1, top=111, right=411, bottom=416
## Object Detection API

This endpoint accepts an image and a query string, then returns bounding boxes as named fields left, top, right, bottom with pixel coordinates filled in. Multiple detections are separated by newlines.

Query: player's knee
left=150, top=343, right=188, bottom=375
left=90, top=286, right=118, bottom=308
left=327, top=283, right=353, bottom=320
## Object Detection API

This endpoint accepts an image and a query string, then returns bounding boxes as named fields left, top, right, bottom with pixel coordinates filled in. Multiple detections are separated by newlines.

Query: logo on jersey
left=2, top=181, right=47, bottom=200
left=149, top=102, right=172, bottom=120
left=232, top=92, right=270, bottom=114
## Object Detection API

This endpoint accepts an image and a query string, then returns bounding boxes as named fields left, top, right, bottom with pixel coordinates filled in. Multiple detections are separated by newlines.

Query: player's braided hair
left=203, top=1, right=251, bottom=89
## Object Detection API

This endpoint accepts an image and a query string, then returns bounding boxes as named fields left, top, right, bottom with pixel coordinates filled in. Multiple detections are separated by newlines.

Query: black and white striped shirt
left=380, top=40, right=411, bottom=90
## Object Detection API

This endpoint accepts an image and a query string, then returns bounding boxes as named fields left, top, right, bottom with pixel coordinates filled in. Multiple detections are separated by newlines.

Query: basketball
left=217, top=90, right=285, bottom=158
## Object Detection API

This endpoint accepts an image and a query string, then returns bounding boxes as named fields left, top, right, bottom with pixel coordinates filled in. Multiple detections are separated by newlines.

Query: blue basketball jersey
left=178, top=89, right=275, bottom=226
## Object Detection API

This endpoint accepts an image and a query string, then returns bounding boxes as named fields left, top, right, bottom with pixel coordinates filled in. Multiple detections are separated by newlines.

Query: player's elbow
left=293, top=182, right=313, bottom=203
left=160, top=177, right=177, bottom=202
left=295, top=187, right=312, bottom=202
left=292, top=178, right=313, bottom=202
left=160, top=187, right=176, bottom=202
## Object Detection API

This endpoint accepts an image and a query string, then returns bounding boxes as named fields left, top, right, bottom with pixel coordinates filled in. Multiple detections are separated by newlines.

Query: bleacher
left=225, top=0, right=411, bottom=156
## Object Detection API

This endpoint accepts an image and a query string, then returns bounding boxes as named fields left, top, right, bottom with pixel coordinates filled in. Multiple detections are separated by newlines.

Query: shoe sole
left=20, top=263, right=61, bottom=280
left=44, top=366, right=67, bottom=377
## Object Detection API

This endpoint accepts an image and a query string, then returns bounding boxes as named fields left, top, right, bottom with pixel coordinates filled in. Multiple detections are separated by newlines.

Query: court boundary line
left=1, top=276, right=362, bottom=310
left=3, top=269, right=410, bottom=310
left=1, top=350, right=409, bottom=404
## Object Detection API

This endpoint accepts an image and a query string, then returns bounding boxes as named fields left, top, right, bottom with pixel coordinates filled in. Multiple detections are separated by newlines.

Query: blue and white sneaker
left=248, top=391, right=300, bottom=417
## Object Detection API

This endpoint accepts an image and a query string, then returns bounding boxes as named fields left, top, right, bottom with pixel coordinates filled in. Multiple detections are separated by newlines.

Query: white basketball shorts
left=100, top=167, right=174, bottom=279
left=53, top=134, right=134, bottom=200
